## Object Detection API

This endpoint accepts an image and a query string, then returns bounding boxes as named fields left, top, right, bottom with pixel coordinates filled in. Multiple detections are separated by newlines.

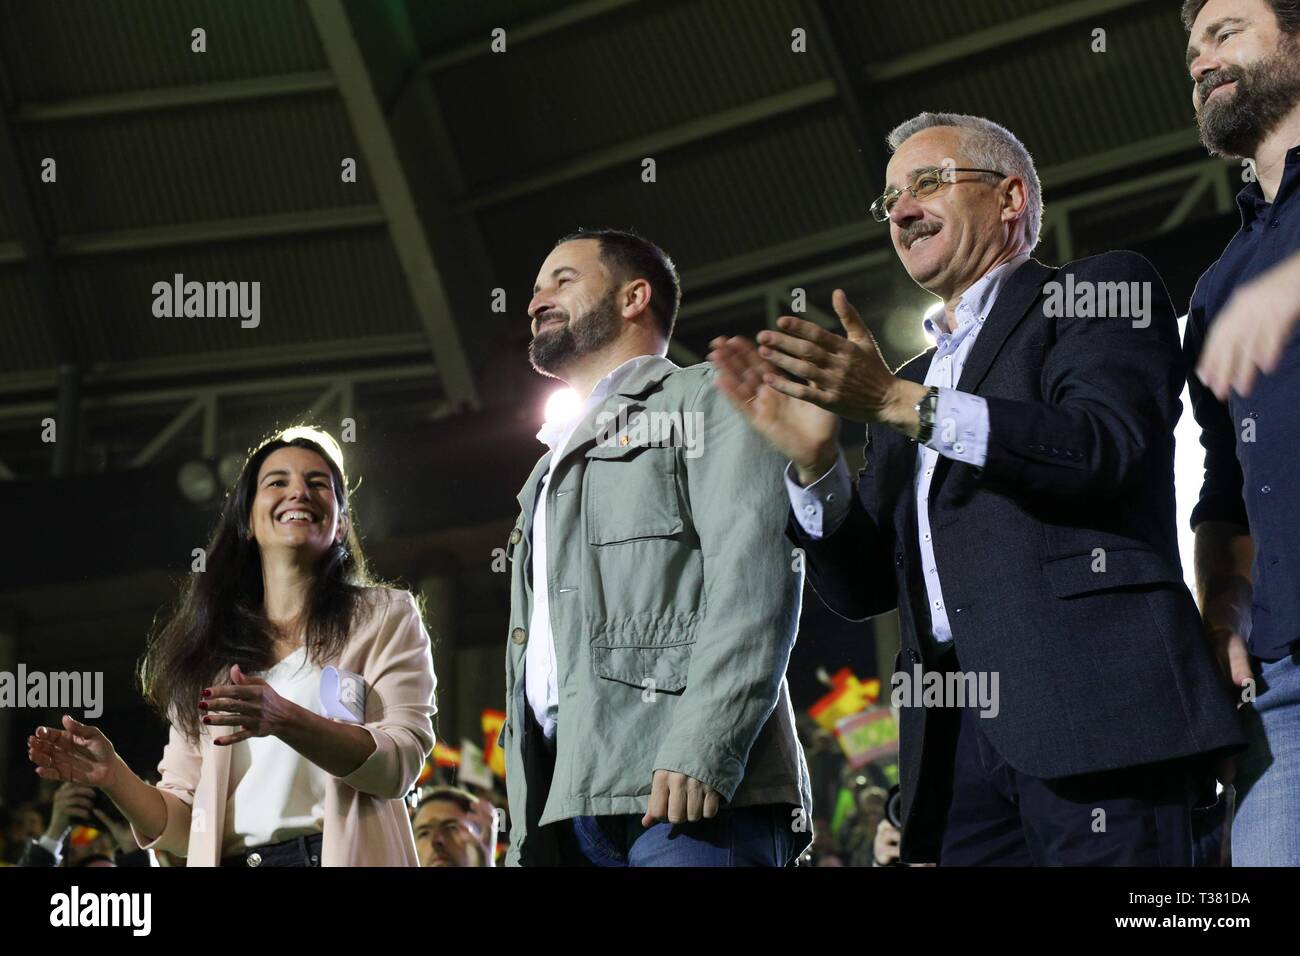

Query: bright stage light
left=544, top=387, right=580, bottom=424
left=922, top=302, right=944, bottom=344
left=1173, top=315, right=1201, bottom=598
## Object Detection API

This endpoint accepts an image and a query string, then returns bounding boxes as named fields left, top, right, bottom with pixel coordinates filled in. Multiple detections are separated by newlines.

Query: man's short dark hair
left=554, top=228, right=682, bottom=340
left=1182, top=0, right=1300, bottom=34
left=418, top=785, right=477, bottom=815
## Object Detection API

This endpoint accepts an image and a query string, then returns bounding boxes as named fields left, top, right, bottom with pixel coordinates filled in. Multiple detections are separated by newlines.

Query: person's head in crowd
left=527, top=228, right=681, bottom=393
left=859, top=785, right=889, bottom=817
left=7, top=802, right=44, bottom=844
left=77, top=854, right=116, bottom=867
left=413, top=786, right=491, bottom=867
left=1184, top=0, right=1300, bottom=159
left=139, top=426, right=379, bottom=741
left=880, top=112, right=1039, bottom=305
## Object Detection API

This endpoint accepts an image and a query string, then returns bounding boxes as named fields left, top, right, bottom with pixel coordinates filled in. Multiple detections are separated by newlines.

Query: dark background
left=0, top=0, right=1241, bottom=806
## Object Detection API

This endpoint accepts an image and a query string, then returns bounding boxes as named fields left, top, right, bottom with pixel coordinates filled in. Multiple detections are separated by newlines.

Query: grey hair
left=885, top=112, right=1043, bottom=250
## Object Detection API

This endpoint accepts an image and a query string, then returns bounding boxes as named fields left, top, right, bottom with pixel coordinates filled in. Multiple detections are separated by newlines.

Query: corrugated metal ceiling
left=0, top=0, right=326, bottom=100
left=0, top=0, right=1224, bottom=386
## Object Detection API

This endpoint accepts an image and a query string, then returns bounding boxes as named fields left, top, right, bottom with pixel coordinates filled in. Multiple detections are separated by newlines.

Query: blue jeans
left=562, top=805, right=795, bottom=867
left=1232, top=651, right=1300, bottom=866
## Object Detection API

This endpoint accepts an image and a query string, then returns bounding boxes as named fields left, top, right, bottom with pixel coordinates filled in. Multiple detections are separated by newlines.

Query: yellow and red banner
left=809, top=668, right=880, bottom=732
left=482, top=709, right=506, bottom=779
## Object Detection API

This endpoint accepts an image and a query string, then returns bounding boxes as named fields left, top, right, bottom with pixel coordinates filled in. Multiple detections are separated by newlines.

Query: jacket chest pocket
left=592, top=641, right=694, bottom=695
left=583, top=444, right=683, bottom=545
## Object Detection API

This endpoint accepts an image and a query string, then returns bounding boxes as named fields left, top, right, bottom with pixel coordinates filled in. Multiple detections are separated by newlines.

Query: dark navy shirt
left=1185, top=143, right=1300, bottom=661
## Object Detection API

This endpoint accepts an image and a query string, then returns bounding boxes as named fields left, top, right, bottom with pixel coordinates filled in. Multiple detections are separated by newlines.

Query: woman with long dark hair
left=27, top=427, right=437, bottom=866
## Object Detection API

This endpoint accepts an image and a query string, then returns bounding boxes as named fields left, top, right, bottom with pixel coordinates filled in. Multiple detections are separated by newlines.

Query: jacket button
left=511, top=627, right=527, bottom=645
left=509, top=528, right=522, bottom=545
left=895, top=552, right=904, bottom=568
left=908, top=649, right=921, bottom=664
left=247, top=852, right=262, bottom=867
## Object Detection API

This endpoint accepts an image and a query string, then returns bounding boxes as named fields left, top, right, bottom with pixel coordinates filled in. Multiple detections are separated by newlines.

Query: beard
left=1196, top=35, right=1300, bottom=159
left=528, top=287, right=622, bottom=378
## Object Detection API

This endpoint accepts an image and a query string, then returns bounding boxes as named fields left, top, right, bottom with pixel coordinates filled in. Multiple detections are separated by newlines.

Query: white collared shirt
left=527, top=354, right=662, bottom=739
left=224, top=646, right=327, bottom=852
left=787, top=253, right=1030, bottom=644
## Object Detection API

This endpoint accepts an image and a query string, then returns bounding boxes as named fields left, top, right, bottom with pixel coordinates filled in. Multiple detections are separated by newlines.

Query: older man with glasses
left=709, top=111, right=1244, bottom=866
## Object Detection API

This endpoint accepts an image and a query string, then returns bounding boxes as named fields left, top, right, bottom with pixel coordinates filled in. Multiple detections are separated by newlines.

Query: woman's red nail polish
left=201, top=689, right=212, bottom=698
left=202, top=716, right=211, bottom=723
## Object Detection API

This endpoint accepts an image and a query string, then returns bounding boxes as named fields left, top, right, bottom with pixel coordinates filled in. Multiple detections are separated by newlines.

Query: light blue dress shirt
left=786, top=253, right=1030, bottom=644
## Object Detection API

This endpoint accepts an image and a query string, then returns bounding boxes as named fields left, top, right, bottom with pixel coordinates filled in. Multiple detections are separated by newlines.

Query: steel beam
left=54, top=205, right=386, bottom=258
left=461, top=82, right=835, bottom=212
left=420, top=0, right=640, bottom=74
left=679, top=144, right=1220, bottom=297
left=864, top=0, right=1154, bottom=83
left=0, top=332, right=430, bottom=397
left=2, top=206, right=385, bottom=263
left=458, top=0, right=1160, bottom=208
left=307, top=0, right=479, bottom=409
left=130, top=397, right=205, bottom=467
left=806, top=0, right=883, bottom=184
left=13, top=72, right=336, bottom=123
left=678, top=158, right=1226, bottom=330
left=0, top=361, right=439, bottom=423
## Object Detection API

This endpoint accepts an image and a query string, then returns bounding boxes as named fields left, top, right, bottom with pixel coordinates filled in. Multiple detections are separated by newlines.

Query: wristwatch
left=914, top=386, right=940, bottom=444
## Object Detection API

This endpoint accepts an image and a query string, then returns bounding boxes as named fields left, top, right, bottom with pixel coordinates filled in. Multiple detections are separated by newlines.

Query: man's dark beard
left=528, top=288, right=622, bottom=378
left=1197, top=36, right=1300, bottom=159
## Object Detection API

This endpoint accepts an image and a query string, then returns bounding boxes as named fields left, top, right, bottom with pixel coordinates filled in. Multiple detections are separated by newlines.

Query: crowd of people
left=3, top=729, right=901, bottom=868
left=1, top=775, right=506, bottom=869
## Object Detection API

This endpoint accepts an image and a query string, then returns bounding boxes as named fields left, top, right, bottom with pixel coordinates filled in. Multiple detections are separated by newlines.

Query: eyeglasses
left=870, top=166, right=1006, bottom=222
left=418, top=818, right=481, bottom=841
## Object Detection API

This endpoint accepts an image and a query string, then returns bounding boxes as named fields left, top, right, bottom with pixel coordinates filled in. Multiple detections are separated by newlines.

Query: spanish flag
left=416, top=741, right=461, bottom=787
left=482, top=709, right=506, bottom=779
left=432, top=741, right=461, bottom=768
left=809, top=668, right=880, bottom=732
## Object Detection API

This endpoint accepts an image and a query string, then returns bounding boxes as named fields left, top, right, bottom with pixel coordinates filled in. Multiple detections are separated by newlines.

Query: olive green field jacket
left=502, top=356, right=812, bottom=866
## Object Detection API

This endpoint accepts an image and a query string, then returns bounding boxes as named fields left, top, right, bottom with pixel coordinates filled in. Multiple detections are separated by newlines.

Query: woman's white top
left=222, top=646, right=327, bottom=853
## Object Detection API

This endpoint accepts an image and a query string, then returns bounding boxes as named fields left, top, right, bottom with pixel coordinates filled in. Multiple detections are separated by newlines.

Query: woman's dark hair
left=139, top=426, right=384, bottom=740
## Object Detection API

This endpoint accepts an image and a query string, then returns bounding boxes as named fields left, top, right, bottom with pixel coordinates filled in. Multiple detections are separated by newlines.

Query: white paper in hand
left=320, top=666, right=367, bottom=723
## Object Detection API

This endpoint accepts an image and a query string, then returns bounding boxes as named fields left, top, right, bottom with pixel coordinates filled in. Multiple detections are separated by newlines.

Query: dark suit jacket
left=789, top=253, right=1244, bottom=861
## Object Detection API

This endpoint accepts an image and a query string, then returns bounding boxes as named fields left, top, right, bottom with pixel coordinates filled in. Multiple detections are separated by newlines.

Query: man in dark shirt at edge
left=1182, top=0, right=1300, bottom=865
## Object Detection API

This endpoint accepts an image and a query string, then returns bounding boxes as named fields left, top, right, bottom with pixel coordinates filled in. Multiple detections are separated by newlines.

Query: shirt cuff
left=925, top=388, right=989, bottom=467
left=784, top=456, right=851, bottom=540
left=37, top=832, right=66, bottom=864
